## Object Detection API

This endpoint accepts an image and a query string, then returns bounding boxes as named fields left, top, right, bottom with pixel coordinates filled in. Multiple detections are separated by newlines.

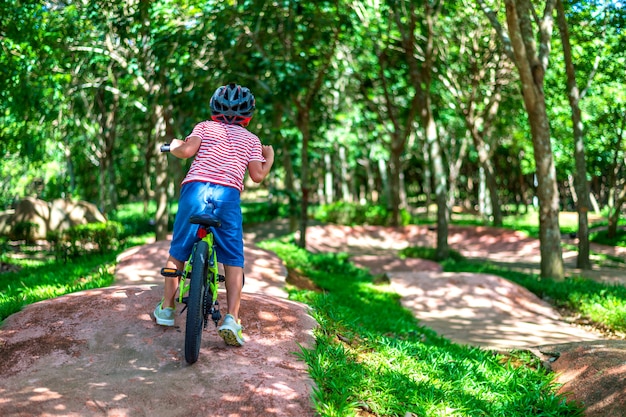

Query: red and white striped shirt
left=182, top=121, right=265, bottom=191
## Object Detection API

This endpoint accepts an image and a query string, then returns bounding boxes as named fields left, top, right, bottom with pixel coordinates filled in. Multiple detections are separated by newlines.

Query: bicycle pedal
left=161, top=268, right=182, bottom=277
left=218, top=274, right=226, bottom=282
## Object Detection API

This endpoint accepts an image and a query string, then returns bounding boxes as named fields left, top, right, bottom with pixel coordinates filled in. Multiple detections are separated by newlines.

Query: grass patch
left=400, top=246, right=466, bottom=262
left=1, top=201, right=159, bottom=322
left=260, top=239, right=583, bottom=417
left=0, top=253, right=118, bottom=322
left=591, top=228, right=626, bottom=248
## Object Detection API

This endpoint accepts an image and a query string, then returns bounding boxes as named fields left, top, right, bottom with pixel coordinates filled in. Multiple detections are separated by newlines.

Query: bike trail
left=0, top=227, right=317, bottom=417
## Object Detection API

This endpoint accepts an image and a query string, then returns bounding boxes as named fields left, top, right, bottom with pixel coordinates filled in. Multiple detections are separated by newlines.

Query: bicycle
left=159, top=143, right=225, bottom=364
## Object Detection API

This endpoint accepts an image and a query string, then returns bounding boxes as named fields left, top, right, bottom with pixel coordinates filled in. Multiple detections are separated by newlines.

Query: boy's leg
left=162, top=255, right=184, bottom=309
left=219, top=264, right=245, bottom=346
left=224, top=265, right=244, bottom=320
left=154, top=255, right=184, bottom=326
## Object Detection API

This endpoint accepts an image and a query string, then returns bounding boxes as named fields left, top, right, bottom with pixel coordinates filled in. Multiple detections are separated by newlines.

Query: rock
left=1, top=197, right=106, bottom=240
left=0, top=209, right=14, bottom=236
left=535, top=340, right=626, bottom=417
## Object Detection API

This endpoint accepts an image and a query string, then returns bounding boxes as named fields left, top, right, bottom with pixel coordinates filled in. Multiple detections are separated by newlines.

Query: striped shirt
left=182, top=121, right=265, bottom=191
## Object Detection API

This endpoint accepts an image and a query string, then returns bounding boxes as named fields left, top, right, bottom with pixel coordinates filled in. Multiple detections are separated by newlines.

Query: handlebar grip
left=160, top=144, right=171, bottom=153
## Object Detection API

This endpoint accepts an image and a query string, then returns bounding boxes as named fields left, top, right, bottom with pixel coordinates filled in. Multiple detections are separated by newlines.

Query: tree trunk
left=557, top=0, right=591, bottom=269
left=324, top=153, right=333, bottom=205
left=422, top=150, right=433, bottom=217
left=95, top=86, right=117, bottom=216
left=608, top=186, right=626, bottom=238
left=378, top=158, right=390, bottom=207
left=472, top=131, right=502, bottom=226
left=424, top=109, right=449, bottom=260
left=297, top=109, right=310, bottom=249
left=389, top=137, right=404, bottom=226
left=531, top=115, right=564, bottom=279
left=607, top=119, right=625, bottom=238
left=154, top=103, right=170, bottom=241
left=339, top=146, right=351, bottom=201
left=485, top=159, right=503, bottom=226
left=282, top=141, right=298, bottom=233
left=505, top=0, right=564, bottom=279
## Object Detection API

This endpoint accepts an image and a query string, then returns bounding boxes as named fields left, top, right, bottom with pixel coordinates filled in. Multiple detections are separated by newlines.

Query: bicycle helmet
left=210, top=83, right=256, bottom=126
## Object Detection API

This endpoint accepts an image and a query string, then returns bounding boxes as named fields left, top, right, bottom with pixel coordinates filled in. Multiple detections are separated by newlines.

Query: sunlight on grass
left=1, top=253, right=118, bottom=321
left=262, top=239, right=584, bottom=417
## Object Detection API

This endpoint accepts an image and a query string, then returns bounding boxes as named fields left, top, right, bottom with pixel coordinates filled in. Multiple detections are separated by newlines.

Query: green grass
left=260, top=239, right=584, bottom=417
left=591, top=228, right=626, bottom=248
left=0, top=253, right=118, bottom=322
left=1, top=201, right=157, bottom=323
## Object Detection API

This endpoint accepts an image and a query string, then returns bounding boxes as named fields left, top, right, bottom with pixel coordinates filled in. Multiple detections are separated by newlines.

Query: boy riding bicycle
left=153, top=83, right=274, bottom=347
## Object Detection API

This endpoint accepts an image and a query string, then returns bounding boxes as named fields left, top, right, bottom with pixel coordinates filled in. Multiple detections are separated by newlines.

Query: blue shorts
left=169, top=181, right=244, bottom=268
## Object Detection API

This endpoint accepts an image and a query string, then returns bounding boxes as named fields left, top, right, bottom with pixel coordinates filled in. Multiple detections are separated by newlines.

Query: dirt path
left=1, top=220, right=625, bottom=416
left=0, top=227, right=316, bottom=417
left=305, top=224, right=625, bottom=350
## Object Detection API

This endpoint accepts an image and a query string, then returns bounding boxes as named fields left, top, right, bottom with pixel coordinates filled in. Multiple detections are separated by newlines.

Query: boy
left=153, top=83, right=274, bottom=347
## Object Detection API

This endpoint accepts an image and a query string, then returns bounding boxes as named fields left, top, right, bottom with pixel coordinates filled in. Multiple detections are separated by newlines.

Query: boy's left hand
left=262, top=145, right=275, bottom=162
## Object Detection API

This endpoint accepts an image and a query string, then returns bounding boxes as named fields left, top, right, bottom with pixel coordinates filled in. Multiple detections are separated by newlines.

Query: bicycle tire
left=184, top=240, right=209, bottom=364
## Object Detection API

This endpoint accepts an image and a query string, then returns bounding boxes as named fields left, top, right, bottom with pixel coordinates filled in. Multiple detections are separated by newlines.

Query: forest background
left=1, top=0, right=625, bottom=281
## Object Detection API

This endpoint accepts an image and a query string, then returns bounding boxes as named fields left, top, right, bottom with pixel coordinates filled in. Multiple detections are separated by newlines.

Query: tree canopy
left=2, top=0, right=625, bottom=278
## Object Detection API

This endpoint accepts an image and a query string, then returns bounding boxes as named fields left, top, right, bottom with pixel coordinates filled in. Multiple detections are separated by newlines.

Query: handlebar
left=160, top=144, right=171, bottom=153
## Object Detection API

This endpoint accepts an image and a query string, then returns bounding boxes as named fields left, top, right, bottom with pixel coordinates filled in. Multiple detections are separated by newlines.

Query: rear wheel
left=185, top=240, right=208, bottom=364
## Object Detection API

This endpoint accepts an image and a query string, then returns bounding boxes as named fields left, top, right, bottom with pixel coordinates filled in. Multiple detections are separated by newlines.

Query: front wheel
left=185, top=240, right=208, bottom=364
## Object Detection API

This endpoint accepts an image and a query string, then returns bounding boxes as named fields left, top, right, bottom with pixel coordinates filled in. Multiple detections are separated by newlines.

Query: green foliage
left=48, top=221, right=124, bottom=259
left=0, top=254, right=116, bottom=322
left=261, top=239, right=583, bottom=417
left=241, top=201, right=285, bottom=225
left=591, top=228, right=626, bottom=248
left=9, top=221, right=38, bottom=243
left=314, top=202, right=411, bottom=226
left=400, top=245, right=466, bottom=262
left=109, top=201, right=159, bottom=238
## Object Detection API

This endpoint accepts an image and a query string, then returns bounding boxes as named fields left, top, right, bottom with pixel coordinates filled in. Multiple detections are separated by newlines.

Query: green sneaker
left=218, top=314, right=245, bottom=346
left=154, top=301, right=175, bottom=326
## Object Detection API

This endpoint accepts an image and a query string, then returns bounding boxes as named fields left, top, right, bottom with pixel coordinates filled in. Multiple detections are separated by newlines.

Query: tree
left=349, top=0, right=424, bottom=227
left=555, top=0, right=592, bottom=269
left=241, top=0, right=346, bottom=248
left=66, top=0, right=226, bottom=238
left=396, top=0, right=451, bottom=259
left=439, top=1, right=519, bottom=226
left=481, top=0, right=564, bottom=279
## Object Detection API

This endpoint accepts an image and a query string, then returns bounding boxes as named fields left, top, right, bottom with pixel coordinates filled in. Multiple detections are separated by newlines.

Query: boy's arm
left=248, top=145, right=275, bottom=183
left=169, top=135, right=201, bottom=159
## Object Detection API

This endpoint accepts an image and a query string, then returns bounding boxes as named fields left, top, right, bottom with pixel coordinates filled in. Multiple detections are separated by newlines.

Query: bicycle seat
left=189, top=214, right=222, bottom=228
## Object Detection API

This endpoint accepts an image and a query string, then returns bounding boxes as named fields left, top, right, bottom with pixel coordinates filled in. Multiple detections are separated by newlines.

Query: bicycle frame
left=181, top=225, right=221, bottom=326
left=161, top=222, right=222, bottom=327
left=178, top=226, right=219, bottom=303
